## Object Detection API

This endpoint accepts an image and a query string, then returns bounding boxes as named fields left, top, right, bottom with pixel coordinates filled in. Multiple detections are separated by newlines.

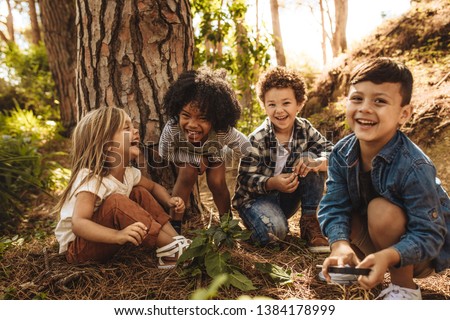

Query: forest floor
left=1, top=153, right=449, bottom=300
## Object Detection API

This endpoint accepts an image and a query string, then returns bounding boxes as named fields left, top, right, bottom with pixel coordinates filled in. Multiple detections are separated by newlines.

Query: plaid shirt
left=232, top=117, right=334, bottom=209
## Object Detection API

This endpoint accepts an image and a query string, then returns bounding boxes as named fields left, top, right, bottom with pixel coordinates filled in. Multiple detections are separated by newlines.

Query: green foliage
left=0, top=235, right=24, bottom=258
left=255, top=262, right=294, bottom=286
left=178, top=213, right=256, bottom=292
left=191, top=0, right=271, bottom=135
left=0, top=107, right=59, bottom=224
left=0, top=42, right=58, bottom=119
left=397, top=35, right=450, bottom=67
left=190, top=273, right=228, bottom=300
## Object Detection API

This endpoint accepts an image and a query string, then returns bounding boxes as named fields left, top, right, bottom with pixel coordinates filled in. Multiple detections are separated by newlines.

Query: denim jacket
left=318, top=131, right=450, bottom=272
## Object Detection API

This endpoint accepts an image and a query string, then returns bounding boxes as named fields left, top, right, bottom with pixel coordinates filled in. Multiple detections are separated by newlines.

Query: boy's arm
left=388, top=163, right=447, bottom=267
left=303, top=119, right=334, bottom=159
left=236, top=142, right=272, bottom=195
left=317, top=150, right=353, bottom=244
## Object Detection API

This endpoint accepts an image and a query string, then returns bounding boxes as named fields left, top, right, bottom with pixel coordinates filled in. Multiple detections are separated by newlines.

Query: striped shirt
left=232, top=117, right=334, bottom=209
left=159, top=118, right=251, bottom=166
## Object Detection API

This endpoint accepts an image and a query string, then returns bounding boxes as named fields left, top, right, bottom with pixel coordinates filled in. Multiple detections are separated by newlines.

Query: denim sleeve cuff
left=325, top=224, right=350, bottom=245
left=393, top=239, right=421, bottom=268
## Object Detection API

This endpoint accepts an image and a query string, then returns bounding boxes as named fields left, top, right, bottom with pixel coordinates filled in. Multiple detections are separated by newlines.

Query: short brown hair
left=257, top=66, right=307, bottom=105
left=350, top=57, right=413, bottom=106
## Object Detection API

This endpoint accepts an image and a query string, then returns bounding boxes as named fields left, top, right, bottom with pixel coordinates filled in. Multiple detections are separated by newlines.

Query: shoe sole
left=317, top=271, right=358, bottom=285
left=307, top=246, right=331, bottom=253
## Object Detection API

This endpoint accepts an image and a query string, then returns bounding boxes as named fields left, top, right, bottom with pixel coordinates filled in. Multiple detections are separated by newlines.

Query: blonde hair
left=54, top=107, right=128, bottom=214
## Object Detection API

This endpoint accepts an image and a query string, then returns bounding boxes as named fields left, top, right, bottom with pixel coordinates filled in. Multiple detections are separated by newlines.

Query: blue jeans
left=238, top=172, right=325, bottom=245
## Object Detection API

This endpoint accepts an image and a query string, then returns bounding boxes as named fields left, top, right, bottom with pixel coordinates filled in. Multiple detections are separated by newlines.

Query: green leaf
left=233, top=230, right=252, bottom=241
left=228, top=219, right=240, bottom=229
left=177, top=237, right=208, bottom=265
left=255, top=262, right=293, bottom=286
left=205, top=251, right=230, bottom=278
left=213, top=230, right=227, bottom=246
left=228, top=270, right=256, bottom=291
left=190, top=274, right=228, bottom=300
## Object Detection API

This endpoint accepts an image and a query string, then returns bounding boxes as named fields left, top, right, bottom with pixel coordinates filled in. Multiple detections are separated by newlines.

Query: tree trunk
left=331, top=0, right=348, bottom=57
left=319, top=0, right=327, bottom=66
left=4, top=0, right=15, bottom=43
left=39, top=0, right=77, bottom=130
left=270, top=0, right=286, bottom=66
left=76, top=0, right=196, bottom=209
left=28, top=0, right=41, bottom=44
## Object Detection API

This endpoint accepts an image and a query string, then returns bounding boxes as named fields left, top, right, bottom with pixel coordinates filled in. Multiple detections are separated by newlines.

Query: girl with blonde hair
left=54, top=107, right=190, bottom=269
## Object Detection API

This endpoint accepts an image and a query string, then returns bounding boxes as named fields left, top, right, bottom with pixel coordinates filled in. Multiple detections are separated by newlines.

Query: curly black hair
left=256, top=66, right=307, bottom=105
left=163, top=66, right=242, bottom=131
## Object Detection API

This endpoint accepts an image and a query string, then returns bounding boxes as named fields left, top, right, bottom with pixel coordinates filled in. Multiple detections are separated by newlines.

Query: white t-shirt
left=54, top=167, right=142, bottom=253
left=274, top=130, right=294, bottom=176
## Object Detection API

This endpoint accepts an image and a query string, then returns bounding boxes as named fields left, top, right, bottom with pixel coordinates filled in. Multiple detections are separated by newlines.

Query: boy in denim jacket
left=318, top=57, right=450, bottom=300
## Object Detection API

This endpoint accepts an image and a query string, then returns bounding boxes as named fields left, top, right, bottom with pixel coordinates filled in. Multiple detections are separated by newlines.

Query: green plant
left=190, top=273, right=228, bottom=300
left=254, top=262, right=294, bottom=286
left=0, top=107, right=59, bottom=224
left=1, top=42, right=58, bottom=119
left=190, top=0, right=271, bottom=135
left=0, top=235, right=24, bottom=258
left=178, top=213, right=256, bottom=292
left=1, top=105, right=58, bottom=142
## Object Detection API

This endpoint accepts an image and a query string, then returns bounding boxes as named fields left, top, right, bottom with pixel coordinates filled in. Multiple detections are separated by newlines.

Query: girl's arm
left=137, top=176, right=184, bottom=213
left=72, top=191, right=147, bottom=245
left=158, top=120, right=177, bottom=162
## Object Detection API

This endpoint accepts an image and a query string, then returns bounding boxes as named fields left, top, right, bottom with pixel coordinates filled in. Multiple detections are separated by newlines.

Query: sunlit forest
left=0, top=0, right=448, bottom=300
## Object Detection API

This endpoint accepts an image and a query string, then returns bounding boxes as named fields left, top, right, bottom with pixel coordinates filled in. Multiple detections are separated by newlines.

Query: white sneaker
left=317, top=270, right=358, bottom=285
left=376, top=284, right=422, bottom=300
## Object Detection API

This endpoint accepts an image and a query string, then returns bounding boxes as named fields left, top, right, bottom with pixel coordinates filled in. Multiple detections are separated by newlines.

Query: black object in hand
left=316, top=265, right=371, bottom=276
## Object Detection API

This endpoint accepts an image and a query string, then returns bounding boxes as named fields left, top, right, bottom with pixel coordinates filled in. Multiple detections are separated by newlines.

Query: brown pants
left=66, top=186, right=171, bottom=264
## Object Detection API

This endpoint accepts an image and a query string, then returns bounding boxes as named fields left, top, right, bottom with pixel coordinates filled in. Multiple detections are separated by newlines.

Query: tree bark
left=319, top=0, right=327, bottom=66
left=76, top=0, right=195, bottom=205
left=331, top=0, right=348, bottom=57
left=39, top=0, right=77, bottom=130
left=270, top=0, right=286, bottom=66
left=28, top=0, right=41, bottom=44
left=4, top=0, right=15, bottom=43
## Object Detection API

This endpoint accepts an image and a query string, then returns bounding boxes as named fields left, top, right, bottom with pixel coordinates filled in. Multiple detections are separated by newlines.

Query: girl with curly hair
left=159, top=67, right=250, bottom=233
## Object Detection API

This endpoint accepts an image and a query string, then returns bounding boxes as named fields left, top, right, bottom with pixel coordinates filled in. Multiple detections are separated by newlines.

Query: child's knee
left=248, top=212, right=288, bottom=245
left=103, top=193, right=129, bottom=206
left=207, top=178, right=228, bottom=195
left=206, top=170, right=227, bottom=193
left=367, top=197, right=406, bottom=234
left=177, top=166, right=198, bottom=185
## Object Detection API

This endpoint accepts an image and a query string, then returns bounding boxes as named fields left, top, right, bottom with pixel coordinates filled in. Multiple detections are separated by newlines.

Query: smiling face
left=263, top=87, right=303, bottom=136
left=346, top=81, right=412, bottom=153
left=108, top=115, right=140, bottom=167
left=179, top=103, right=212, bottom=144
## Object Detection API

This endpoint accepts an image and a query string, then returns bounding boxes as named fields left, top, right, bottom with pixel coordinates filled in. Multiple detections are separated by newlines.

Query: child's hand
left=294, top=156, right=325, bottom=177
left=168, top=196, right=185, bottom=215
left=321, top=240, right=360, bottom=282
left=116, top=222, right=148, bottom=246
left=268, top=172, right=299, bottom=193
left=357, top=252, right=391, bottom=290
